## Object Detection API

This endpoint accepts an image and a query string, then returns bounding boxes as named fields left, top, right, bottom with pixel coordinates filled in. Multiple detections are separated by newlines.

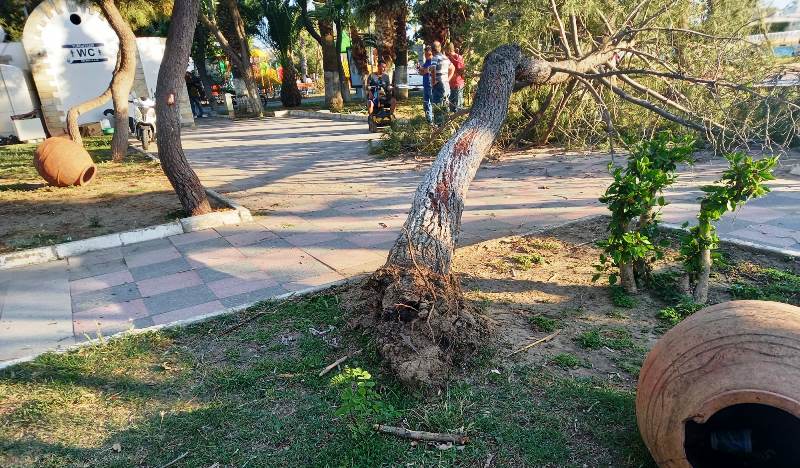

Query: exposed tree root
left=345, top=265, right=492, bottom=386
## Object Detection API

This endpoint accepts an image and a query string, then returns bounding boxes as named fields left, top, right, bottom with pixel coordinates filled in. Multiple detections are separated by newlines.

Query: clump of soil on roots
left=344, top=264, right=492, bottom=386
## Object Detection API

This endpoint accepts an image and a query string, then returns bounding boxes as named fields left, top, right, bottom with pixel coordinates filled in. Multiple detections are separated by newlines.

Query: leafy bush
left=657, top=297, right=703, bottom=326
left=594, top=132, right=695, bottom=289
left=330, top=367, right=398, bottom=436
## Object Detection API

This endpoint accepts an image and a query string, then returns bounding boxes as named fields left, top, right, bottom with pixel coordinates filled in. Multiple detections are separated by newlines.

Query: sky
left=763, top=0, right=795, bottom=9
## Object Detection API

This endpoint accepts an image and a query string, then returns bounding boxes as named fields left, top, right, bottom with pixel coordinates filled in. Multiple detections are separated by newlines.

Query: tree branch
left=550, top=0, right=572, bottom=59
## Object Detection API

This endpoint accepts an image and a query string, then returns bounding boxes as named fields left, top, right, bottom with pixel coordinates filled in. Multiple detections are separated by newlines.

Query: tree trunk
left=334, top=18, right=351, bottom=103
left=693, top=248, right=711, bottom=304
left=620, top=261, right=638, bottom=294
left=100, top=0, right=137, bottom=162
left=66, top=88, right=112, bottom=146
left=299, top=35, right=308, bottom=79
left=280, top=55, right=302, bottom=107
left=375, top=12, right=396, bottom=66
left=318, top=20, right=344, bottom=110
left=393, top=6, right=409, bottom=100
left=200, top=3, right=263, bottom=117
left=155, top=0, right=212, bottom=216
left=193, top=22, right=217, bottom=113
left=387, top=45, right=570, bottom=272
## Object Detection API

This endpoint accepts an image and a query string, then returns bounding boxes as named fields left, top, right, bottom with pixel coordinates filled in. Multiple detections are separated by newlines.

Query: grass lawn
left=0, top=137, right=184, bottom=253
left=277, top=94, right=428, bottom=120
left=3, top=217, right=798, bottom=467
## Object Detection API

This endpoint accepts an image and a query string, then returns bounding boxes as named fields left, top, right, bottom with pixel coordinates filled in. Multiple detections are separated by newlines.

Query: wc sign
left=63, top=42, right=108, bottom=64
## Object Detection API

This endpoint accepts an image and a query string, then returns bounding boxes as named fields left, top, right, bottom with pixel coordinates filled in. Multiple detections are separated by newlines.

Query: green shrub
left=656, top=297, right=703, bottom=326
left=511, top=253, right=543, bottom=270
left=530, top=315, right=560, bottom=332
left=610, top=286, right=637, bottom=308
left=330, top=367, right=398, bottom=436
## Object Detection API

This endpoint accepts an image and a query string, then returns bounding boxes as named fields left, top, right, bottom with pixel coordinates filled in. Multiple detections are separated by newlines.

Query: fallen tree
left=351, top=0, right=799, bottom=385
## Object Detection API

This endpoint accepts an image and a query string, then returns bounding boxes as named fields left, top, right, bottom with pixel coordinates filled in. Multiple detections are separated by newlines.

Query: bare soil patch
left=0, top=138, right=185, bottom=253
left=451, top=216, right=799, bottom=384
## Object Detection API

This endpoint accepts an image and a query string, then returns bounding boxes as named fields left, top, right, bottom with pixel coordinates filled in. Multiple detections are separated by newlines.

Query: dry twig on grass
left=158, top=451, right=189, bottom=468
left=373, top=424, right=470, bottom=445
left=505, top=329, right=562, bottom=357
left=319, top=349, right=362, bottom=377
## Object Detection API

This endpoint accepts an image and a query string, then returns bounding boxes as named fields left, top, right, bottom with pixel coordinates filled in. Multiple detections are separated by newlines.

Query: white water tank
left=0, top=64, right=45, bottom=141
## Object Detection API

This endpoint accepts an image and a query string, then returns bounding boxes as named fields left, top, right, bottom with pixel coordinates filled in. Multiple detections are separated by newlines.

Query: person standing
left=429, top=40, right=454, bottom=126
left=185, top=72, right=205, bottom=118
left=446, top=43, right=465, bottom=113
left=417, top=45, right=434, bottom=124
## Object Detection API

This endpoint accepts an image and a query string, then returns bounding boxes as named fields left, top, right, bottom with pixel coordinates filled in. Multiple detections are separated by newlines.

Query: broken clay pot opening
left=684, top=403, right=800, bottom=468
left=80, top=165, right=96, bottom=186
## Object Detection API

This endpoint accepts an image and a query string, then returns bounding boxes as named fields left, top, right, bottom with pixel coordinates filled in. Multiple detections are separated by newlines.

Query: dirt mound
left=344, top=265, right=492, bottom=386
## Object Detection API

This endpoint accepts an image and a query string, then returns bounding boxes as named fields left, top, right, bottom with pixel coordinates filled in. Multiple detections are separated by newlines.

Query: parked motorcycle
left=102, top=95, right=157, bottom=151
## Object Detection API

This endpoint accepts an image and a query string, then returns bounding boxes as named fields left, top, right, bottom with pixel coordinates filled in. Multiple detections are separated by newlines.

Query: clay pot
left=34, top=137, right=97, bottom=187
left=636, top=300, right=800, bottom=467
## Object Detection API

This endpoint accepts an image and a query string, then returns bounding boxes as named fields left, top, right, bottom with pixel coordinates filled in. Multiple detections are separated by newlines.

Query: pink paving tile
left=224, top=229, right=279, bottom=247
left=207, top=274, right=278, bottom=299
left=168, top=229, right=221, bottom=246
left=733, top=206, right=784, bottom=223
left=125, top=247, right=182, bottom=269
left=137, top=270, right=203, bottom=297
left=151, top=300, right=225, bottom=325
left=284, top=232, right=341, bottom=247
left=247, top=247, right=310, bottom=269
left=282, top=271, right=346, bottom=292
left=347, top=231, right=400, bottom=247
left=186, top=247, right=247, bottom=268
left=303, top=246, right=386, bottom=271
left=73, top=299, right=149, bottom=337
left=70, top=270, right=134, bottom=295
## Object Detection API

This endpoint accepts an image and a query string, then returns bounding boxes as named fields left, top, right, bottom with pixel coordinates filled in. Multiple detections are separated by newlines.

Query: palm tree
left=260, top=0, right=302, bottom=107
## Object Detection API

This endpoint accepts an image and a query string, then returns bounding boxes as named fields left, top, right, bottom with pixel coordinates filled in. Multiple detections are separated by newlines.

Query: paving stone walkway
left=2, top=116, right=799, bottom=365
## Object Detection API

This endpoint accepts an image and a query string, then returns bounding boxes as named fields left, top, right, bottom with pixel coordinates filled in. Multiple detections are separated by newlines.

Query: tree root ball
left=344, top=265, right=493, bottom=386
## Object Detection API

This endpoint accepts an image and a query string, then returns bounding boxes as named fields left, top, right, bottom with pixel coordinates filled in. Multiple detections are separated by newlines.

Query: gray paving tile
left=67, top=258, right=128, bottom=281
left=71, top=283, right=142, bottom=314
left=173, top=236, right=233, bottom=254
left=129, top=257, right=193, bottom=281
left=237, top=237, right=294, bottom=257
left=143, top=284, right=217, bottom=315
left=196, top=261, right=263, bottom=283
left=219, top=285, right=288, bottom=309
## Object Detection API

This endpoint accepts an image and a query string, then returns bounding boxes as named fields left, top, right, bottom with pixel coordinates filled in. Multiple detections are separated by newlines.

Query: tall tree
left=191, top=20, right=218, bottom=113
left=102, top=0, right=138, bottom=162
left=200, top=0, right=265, bottom=116
left=260, top=0, right=302, bottom=107
left=298, top=0, right=344, bottom=110
left=392, top=1, right=409, bottom=100
left=156, top=0, right=212, bottom=215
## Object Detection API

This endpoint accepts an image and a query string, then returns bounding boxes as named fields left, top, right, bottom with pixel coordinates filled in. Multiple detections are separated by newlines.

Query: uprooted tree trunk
left=100, top=0, right=137, bottom=162
left=155, top=0, right=212, bottom=216
left=351, top=44, right=619, bottom=386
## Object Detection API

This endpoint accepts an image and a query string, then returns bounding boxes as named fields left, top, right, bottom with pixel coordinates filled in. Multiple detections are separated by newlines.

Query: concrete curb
left=269, top=108, right=410, bottom=125
left=660, top=222, right=800, bottom=258
left=0, top=275, right=359, bottom=371
left=0, top=151, right=254, bottom=270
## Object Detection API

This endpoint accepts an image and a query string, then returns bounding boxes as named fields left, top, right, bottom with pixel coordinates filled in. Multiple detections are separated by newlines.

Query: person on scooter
left=367, top=61, right=396, bottom=117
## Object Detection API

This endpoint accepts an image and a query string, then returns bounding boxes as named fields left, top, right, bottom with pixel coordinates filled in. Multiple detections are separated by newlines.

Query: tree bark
left=66, top=88, right=112, bottom=146
left=155, top=0, right=212, bottom=216
left=193, top=22, right=217, bottom=113
left=385, top=44, right=615, bottom=274
left=393, top=6, right=409, bottom=100
left=693, top=248, right=711, bottom=304
left=280, top=54, right=302, bottom=107
left=199, top=4, right=263, bottom=117
left=334, top=18, right=351, bottom=103
left=299, top=3, right=343, bottom=109
left=100, top=0, right=137, bottom=162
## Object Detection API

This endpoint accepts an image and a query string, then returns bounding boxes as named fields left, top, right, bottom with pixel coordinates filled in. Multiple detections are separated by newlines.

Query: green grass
left=576, top=327, right=636, bottom=351
left=656, top=297, right=703, bottom=327
left=510, top=253, right=543, bottom=270
left=0, top=294, right=654, bottom=467
left=529, top=315, right=560, bottom=332
left=729, top=267, right=800, bottom=305
left=610, top=285, right=637, bottom=308
left=550, top=353, right=583, bottom=369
